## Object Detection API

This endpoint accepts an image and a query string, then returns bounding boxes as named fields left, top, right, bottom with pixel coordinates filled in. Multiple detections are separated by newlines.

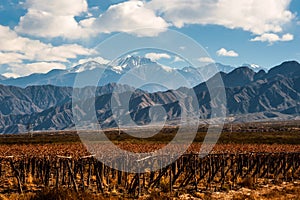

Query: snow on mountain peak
left=161, top=65, right=174, bottom=72
left=119, top=55, right=154, bottom=67
left=71, top=61, right=103, bottom=73
left=242, top=63, right=266, bottom=72
left=181, top=66, right=197, bottom=73
left=111, top=55, right=155, bottom=73
left=250, top=64, right=260, bottom=69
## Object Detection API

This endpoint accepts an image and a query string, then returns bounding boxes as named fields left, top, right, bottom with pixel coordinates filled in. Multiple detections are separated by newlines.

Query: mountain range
left=0, top=75, right=7, bottom=81
left=0, top=60, right=298, bottom=134
left=0, top=56, right=264, bottom=90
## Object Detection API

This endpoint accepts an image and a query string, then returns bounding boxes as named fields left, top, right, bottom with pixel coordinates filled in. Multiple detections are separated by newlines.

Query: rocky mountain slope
left=0, top=61, right=299, bottom=134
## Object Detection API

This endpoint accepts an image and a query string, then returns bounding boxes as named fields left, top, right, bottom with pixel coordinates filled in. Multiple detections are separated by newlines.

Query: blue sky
left=0, top=0, right=299, bottom=78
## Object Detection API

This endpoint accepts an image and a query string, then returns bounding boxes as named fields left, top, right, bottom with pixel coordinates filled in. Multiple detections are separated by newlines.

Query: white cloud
left=7, top=62, right=66, bottom=77
left=24, top=0, right=88, bottom=15
left=15, top=0, right=94, bottom=39
left=147, top=0, right=294, bottom=35
left=0, top=25, right=93, bottom=63
left=282, top=33, right=294, bottom=41
left=145, top=53, right=171, bottom=61
left=250, top=33, right=280, bottom=43
left=16, top=0, right=168, bottom=38
left=198, top=57, right=215, bottom=63
left=16, top=10, right=93, bottom=39
left=217, top=48, right=239, bottom=57
left=77, top=57, right=110, bottom=65
left=92, top=1, right=169, bottom=37
left=14, top=0, right=294, bottom=41
left=0, top=52, right=26, bottom=64
left=0, top=25, right=94, bottom=77
left=250, top=33, right=294, bottom=43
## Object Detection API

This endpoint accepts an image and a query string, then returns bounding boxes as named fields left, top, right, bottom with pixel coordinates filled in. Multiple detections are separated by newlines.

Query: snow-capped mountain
left=177, top=66, right=203, bottom=86
left=0, top=62, right=108, bottom=88
left=0, top=56, right=197, bottom=90
left=0, top=55, right=242, bottom=91
left=197, top=63, right=235, bottom=81
left=107, top=56, right=187, bottom=90
left=111, top=56, right=156, bottom=74
left=2, top=60, right=300, bottom=133
left=242, top=63, right=267, bottom=72
left=70, top=61, right=105, bottom=73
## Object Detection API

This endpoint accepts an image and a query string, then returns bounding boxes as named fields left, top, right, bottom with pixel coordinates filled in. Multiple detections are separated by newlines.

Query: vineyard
left=0, top=126, right=299, bottom=199
left=0, top=143, right=299, bottom=199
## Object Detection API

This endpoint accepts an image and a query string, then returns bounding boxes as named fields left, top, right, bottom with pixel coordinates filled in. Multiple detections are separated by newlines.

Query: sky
left=0, top=0, right=299, bottom=78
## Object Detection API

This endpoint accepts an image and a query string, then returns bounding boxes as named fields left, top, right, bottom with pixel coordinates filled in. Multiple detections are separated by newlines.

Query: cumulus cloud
left=92, top=1, right=169, bottom=37
left=250, top=33, right=294, bottom=43
left=15, top=0, right=94, bottom=39
left=0, top=25, right=94, bottom=76
left=147, top=0, right=294, bottom=36
left=217, top=48, right=239, bottom=57
left=14, top=0, right=295, bottom=41
left=16, top=10, right=94, bottom=39
left=198, top=57, right=215, bottom=63
left=0, top=52, right=26, bottom=65
left=16, top=0, right=168, bottom=38
left=0, top=25, right=93, bottom=62
left=282, top=33, right=294, bottom=41
left=145, top=53, right=171, bottom=61
left=24, top=0, right=88, bottom=15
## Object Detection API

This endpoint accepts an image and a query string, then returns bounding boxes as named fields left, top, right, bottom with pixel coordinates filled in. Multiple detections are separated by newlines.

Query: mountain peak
left=281, top=60, right=299, bottom=65
left=232, top=66, right=255, bottom=73
left=267, top=60, right=300, bottom=78
left=181, top=66, right=197, bottom=73
left=118, top=55, right=154, bottom=67
left=71, top=61, right=103, bottom=73
left=242, top=63, right=266, bottom=72
left=223, top=66, right=256, bottom=87
left=111, top=55, right=156, bottom=73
